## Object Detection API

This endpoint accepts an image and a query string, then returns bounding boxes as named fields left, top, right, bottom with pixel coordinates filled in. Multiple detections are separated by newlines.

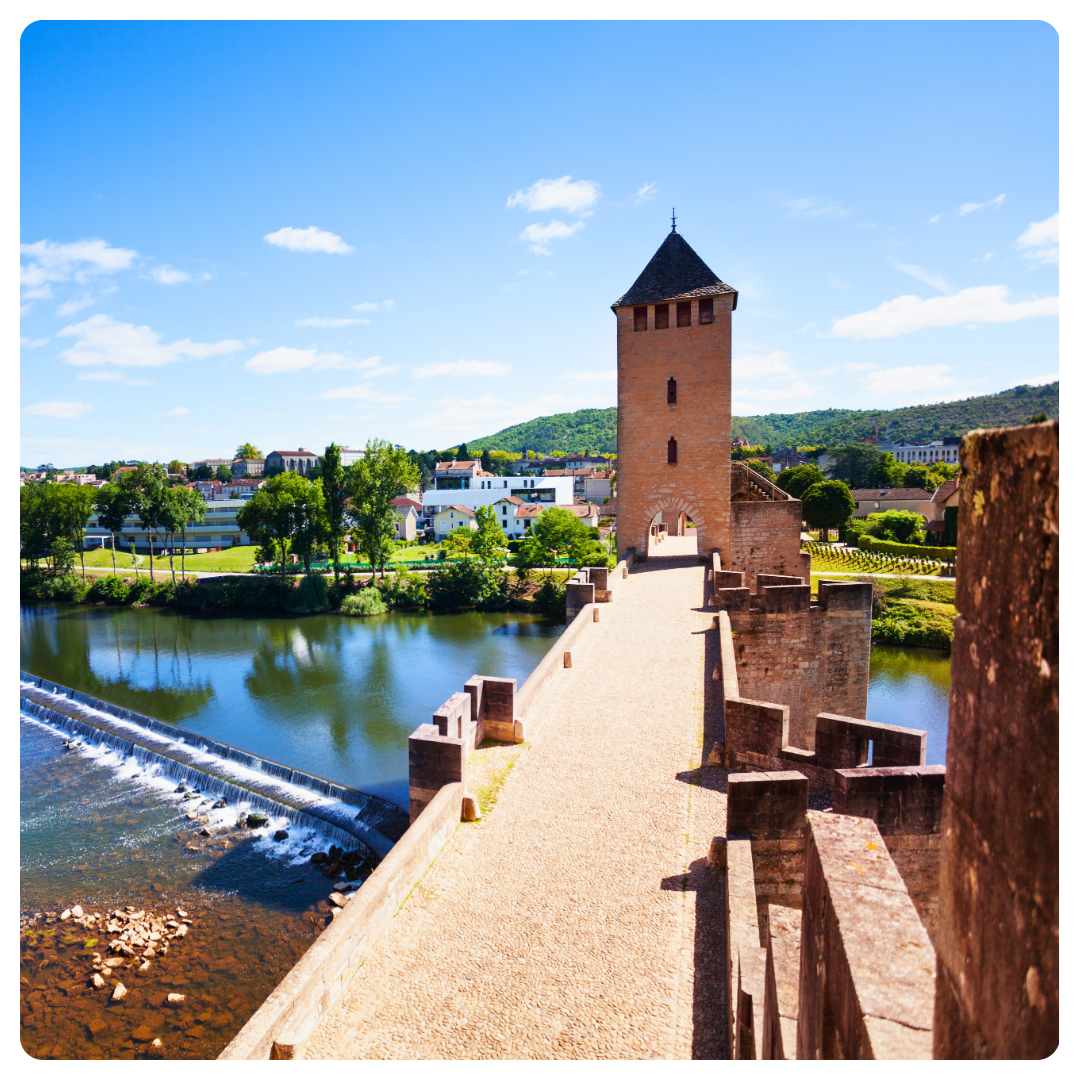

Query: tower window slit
left=698, top=298, right=714, bottom=324
left=634, top=306, right=648, bottom=332
left=654, top=304, right=670, bottom=330
left=667, top=378, right=677, bottom=405
left=676, top=301, right=691, bottom=327
left=668, top=437, right=678, bottom=464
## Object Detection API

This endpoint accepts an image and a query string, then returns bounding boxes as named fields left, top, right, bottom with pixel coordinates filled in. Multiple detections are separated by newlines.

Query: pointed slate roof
left=611, top=231, right=737, bottom=310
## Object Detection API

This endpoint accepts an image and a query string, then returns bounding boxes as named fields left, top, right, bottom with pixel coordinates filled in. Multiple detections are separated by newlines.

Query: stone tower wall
left=729, top=500, right=810, bottom=581
left=615, top=294, right=733, bottom=558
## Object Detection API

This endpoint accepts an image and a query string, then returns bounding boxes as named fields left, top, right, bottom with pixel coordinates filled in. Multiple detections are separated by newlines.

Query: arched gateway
left=612, top=226, right=737, bottom=561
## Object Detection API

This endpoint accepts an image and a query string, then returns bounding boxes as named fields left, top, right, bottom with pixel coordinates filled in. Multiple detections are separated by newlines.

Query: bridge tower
left=612, top=226, right=737, bottom=560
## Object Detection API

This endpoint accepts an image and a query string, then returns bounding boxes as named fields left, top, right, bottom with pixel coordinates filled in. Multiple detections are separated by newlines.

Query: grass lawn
left=75, top=545, right=259, bottom=573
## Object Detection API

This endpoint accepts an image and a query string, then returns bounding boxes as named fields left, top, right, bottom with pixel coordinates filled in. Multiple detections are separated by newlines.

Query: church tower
left=612, top=226, right=737, bottom=560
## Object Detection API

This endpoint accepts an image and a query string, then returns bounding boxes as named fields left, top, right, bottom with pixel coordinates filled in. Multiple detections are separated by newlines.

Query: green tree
left=455, top=441, right=471, bottom=462
left=897, top=463, right=936, bottom=492
left=94, top=482, right=135, bottom=574
left=172, top=486, right=206, bottom=579
left=321, top=443, right=348, bottom=583
left=347, top=439, right=421, bottom=578
left=480, top=448, right=493, bottom=473
left=237, top=472, right=311, bottom=576
left=470, top=504, right=507, bottom=566
left=775, top=463, right=826, bottom=500
left=290, top=480, right=327, bottom=572
left=236, top=442, right=261, bottom=459
left=20, top=485, right=53, bottom=569
left=440, top=526, right=475, bottom=559
left=215, top=464, right=232, bottom=482
left=864, top=510, right=925, bottom=544
left=745, top=459, right=775, bottom=481
left=801, top=480, right=856, bottom=541
left=56, top=484, right=97, bottom=579
left=826, top=443, right=895, bottom=488
left=167, top=459, right=187, bottom=476
left=191, top=464, right=213, bottom=481
left=119, top=463, right=169, bottom=582
left=512, top=507, right=601, bottom=578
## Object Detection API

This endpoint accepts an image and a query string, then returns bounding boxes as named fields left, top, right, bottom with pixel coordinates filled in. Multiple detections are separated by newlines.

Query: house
left=392, top=496, right=422, bottom=541
left=925, top=479, right=960, bottom=542
left=849, top=487, right=936, bottom=520
left=514, top=502, right=601, bottom=532
left=190, top=480, right=224, bottom=500
left=223, top=479, right=263, bottom=500
left=491, top=495, right=526, bottom=537
left=423, top=462, right=573, bottom=516
left=264, top=449, right=316, bottom=475
left=231, top=457, right=266, bottom=478
left=583, top=471, right=614, bottom=502
left=433, top=505, right=476, bottom=538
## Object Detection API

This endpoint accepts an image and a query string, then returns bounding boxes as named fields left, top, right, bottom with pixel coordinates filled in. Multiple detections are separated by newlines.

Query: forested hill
left=460, top=382, right=1057, bottom=455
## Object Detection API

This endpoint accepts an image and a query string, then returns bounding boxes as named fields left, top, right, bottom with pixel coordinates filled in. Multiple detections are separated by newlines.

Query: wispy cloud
left=20, top=237, right=139, bottom=296
left=634, top=182, right=657, bottom=203
left=861, top=364, right=958, bottom=398
left=58, top=314, right=245, bottom=368
left=928, top=213, right=942, bottom=224
left=352, top=300, right=394, bottom=311
left=264, top=226, right=354, bottom=254
left=973, top=252, right=994, bottom=263
left=830, top=285, right=1058, bottom=339
left=245, top=349, right=395, bottom=376
left=796, top=322, right=817, bottom=334
left=318, top=384, right=411, bottom=403
left=732, top=351, right=794, bottom=379
left=22, top=400, right=93, bottom=419
left=149, top=265, right=192, bottom=285
left=556, top=369, right=616, bottom=384
left=886, top=256, right=952, bottom=293
left=161, top=406, right=189, bottom=418
left=778, top=194, right=851, bottom=220
left=76, top=370, right=153, bottom=386
left=1016, top=212, right=1058, bottom=265
left=56, top=293, right=97, bottom=317
left=412, top=359, right=512, bottom=379
left=295, top=316, right=370, bottom=328
left=958, top=193, right=1006, bottom=216
left=20, top=336, right=49, bottom=349
left=507, top=176, right=600, bottom=216
left=518, top=220, right=584, bottom=255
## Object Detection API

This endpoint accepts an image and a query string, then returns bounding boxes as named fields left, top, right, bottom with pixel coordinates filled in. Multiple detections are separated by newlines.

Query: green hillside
left=458, top=382, right=1057, bottom=456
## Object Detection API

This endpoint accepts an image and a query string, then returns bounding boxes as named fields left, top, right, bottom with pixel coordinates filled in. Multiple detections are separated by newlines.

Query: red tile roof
left=931, top=479, right=960, bottom=503
left=850, top=488, right=934, bottom=501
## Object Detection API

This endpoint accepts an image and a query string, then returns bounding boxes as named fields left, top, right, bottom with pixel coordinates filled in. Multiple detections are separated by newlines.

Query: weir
left=19, top=672, right=409, bottom=858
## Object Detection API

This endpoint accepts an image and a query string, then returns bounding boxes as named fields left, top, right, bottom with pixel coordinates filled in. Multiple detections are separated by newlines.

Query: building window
left=667, top=377, right=677, bottom=404
left=668, top=437, right=678, bottom=464
left=676, top=301, right=691, bottom=327
left=699, top=298, right=714, bottom=324
left=654, top=304, right=670, bottom=330
left=634, top=306, right=648, bottom=331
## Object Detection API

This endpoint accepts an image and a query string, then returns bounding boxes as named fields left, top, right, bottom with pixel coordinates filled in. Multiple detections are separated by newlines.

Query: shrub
left=872, top=601, right=953, bottom=651
left=87, top=574, right=130, bottom=604
left=340, top=589, right=389, bottom=616
left=533, top=577, right=566, bottom=616
left=287, top=572, right=330, bottom=614
left=857, top=535, right=956, bottom=561
left=20, top=570, right=88, bottom=602
left=376, top=570, right=428, bottom=609
left=427, top=560, right=507, bottom=610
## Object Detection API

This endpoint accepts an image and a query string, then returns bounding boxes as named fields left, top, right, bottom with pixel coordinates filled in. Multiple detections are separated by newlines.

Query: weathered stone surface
left=934, top=422, right=1058, bottom=1060
left=763, top=905, right=801, bottom=1060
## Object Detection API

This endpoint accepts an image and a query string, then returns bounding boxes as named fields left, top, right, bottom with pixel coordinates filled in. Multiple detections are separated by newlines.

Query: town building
left=877, top=437, right=961, bottom=465
left=231, top=457, right=266, bottom=478
left=849, top=487, right=936, bottom=520
left=392, top=496, right=422, bottom=541
left=433, top=505, right=476, bottom=538
left=423, top=462, right=574, bottom=516
left=264, top=449, right=317, bottom=475
left=85, top=499, right=251, bottom=552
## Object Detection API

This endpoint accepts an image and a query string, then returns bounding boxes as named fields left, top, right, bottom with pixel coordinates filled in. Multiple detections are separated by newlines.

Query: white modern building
left=423, top=461, right=574, bottom=516
left=876, top=438, right=961, bottom=465
left=85, top=499, right=252, bottom=553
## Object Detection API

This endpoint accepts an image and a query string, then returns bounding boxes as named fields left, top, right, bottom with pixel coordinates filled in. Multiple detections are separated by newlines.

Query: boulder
left=71, top=905, right=84, bottom=918
left=246, top=813, right=269, bottom=828
left=212, top=799, right=226, bottom=809
left=328, top=892, right=348, bottom=909
left=111, top=982, right=128, bottom=1001
left=147, top=1038, right=165, bottom=1058
left=90, top=973, right=105, bottom=989
left=273, top=830, right=288, bottom=842
left=311, top=851, right=328, bottom=864
left=166, top=993, right=186, bottom=1006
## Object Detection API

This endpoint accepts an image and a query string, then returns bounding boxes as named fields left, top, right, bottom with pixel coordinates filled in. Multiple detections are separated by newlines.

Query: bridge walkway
left=304, top=544, right=729, bottom=1059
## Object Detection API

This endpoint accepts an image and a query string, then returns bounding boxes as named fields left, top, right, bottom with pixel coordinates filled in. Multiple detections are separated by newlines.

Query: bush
left=340, top=589, right=389, bottom=616
left=857, top=535, right=956, bottom=560
left=376, top=570, right=428, bottom=609
left=533, top=577, right=567, bottom=616
left=427, top=560, right=508, bottom=610
left=20, top=570, right=89, bottom=602
left=287, top=572, right=330, bottom=614
left=872, top=600, right=954, bottom=651
left=87, top=574, right=130, bottom=604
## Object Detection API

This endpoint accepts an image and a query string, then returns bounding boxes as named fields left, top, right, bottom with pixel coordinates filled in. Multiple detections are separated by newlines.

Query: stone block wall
left=934, top=421, right=1058, bottom=1059
left=615, top=295, right=734, bottom=559
left=729, top=499, right=809, bottom=582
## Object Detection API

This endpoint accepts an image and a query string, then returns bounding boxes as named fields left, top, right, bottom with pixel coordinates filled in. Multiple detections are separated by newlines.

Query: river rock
left=333, top=881, right=349, bottom=891
left=199, top=828, right=212, bottom=837
left=71, top=904, right=84, bottom=918
left=173, top=924, right=188, bottom=938
left=166, top=993, right=186, bottom=1006
left=197, top=816, right=210, bottom=825
left=175, top=784, right=187, bottom=793
left=186, top=812, right=198, bottom=821
left=147, top=1038, right=165, bottom=1058
left=87, top=1018, right=108, bottom=1038
left=273, top=830, right=288, bottom=842
left=131, top=1025, right=155, bottom=1042
left=111, top=982, right=128, bottom=1001
left=105, top=957, right=125, bottom=968
left=246, top=813, right=269, bottom=828
left=328, top=892, right=348, bottom=909
left=91, top=973, right=105, bottom=989
left=311, top=851, right=328, bottom=864
left=176, top=909, right=188, bottom=918
left=60, top=909, right=71, bottom=921
left=139, top=960, right=151, bottom=972
left=212, top=799, right=226, bottom=809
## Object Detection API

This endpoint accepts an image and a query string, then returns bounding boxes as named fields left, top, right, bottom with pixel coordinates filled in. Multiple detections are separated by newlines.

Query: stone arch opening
left=644, top=497, right=706, bottom=558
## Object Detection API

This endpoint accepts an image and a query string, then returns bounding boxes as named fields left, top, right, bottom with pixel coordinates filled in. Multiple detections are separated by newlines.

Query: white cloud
left=295, top=316, right=370, bottom=328
left=974, top=252, right=994, bottom=263
left=1016, top=212, right=1058, bottom=265
left=56, top=294, right=96, bottom=317
left=245, top=348, right=394, bottom=376
left=76, top=370, right=153, bottom=386
left=412, top=359, right=512, bottom=379
left=20, top=238, right=139, bottom=294
left=20, top=336, right=49, bottom=349
left=352, top=300, right=394, bottom=311
left=557, top=370, right=616, bottom=384
left=634, top=182, right=657, bottom=203
left=150, top=264, right=192, bottom=285
left=319, top=384, right=411, bottom=404
left=22, top=400, right=93, bottom=419
left=887, top=256, right=952, bottom=293
left=1017, top=373, right=1059, bottom=386
left=861, top=364, right=958, bottom=398
left=830, top=285, right=1058, bottom=339
left=264, top=226, right=354, bottom=254
left=519, top=220, right=585, bottom=255
left=732, top=351, right=794, bottom=379
left=57, top=313, right=246, bottom=368
left=928, top=214, right=942, bottom=224
left=780, top=195, right=851, bottom=220
left=162, top=407, right=189, bottom=417
left=506, top=176, right=600, bottom=216
left=796, top=322, right=817, bottom=334
left=958, top=193, right=1006, bottom=216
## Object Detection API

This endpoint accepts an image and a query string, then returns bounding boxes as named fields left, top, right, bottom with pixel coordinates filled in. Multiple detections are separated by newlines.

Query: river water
left=20, top=603, right=950, bottom=1059
left=20, top=603, right=561, bottom=1060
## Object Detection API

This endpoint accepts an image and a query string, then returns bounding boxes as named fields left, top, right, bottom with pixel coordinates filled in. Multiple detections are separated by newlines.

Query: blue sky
left=20, top=19, right=1059, bottom=467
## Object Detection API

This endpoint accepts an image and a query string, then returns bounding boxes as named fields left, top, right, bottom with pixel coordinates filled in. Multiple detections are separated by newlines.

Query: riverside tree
left=346, top=439, right=421, bottom=577
left=801, top=480, right=856, bottom=541
left=470, top=504, right=507, bottom=566
left=321, top=442, right=348, bottom=583
left=172, top=486, right=206, bottom=578
left=237, top=472, right=316, bottom=575
left=121, top=463, right=170, bottom=582
left=93, top=482, right=135, bottom=573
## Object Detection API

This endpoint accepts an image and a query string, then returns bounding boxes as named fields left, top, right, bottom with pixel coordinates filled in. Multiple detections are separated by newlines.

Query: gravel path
left=303, top=549, right=729, bottom=1059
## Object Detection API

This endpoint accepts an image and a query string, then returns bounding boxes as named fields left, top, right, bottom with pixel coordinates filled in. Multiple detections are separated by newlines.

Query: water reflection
left=867, top=645, right=951, bottom=766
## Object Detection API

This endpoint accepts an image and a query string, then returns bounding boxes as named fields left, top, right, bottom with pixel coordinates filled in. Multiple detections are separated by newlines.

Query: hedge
left=857, top=535, right=956, bottom=561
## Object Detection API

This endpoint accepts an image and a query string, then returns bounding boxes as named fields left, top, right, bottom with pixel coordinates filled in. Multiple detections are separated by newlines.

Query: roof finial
left=671, top=208, right=677, bottom=234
